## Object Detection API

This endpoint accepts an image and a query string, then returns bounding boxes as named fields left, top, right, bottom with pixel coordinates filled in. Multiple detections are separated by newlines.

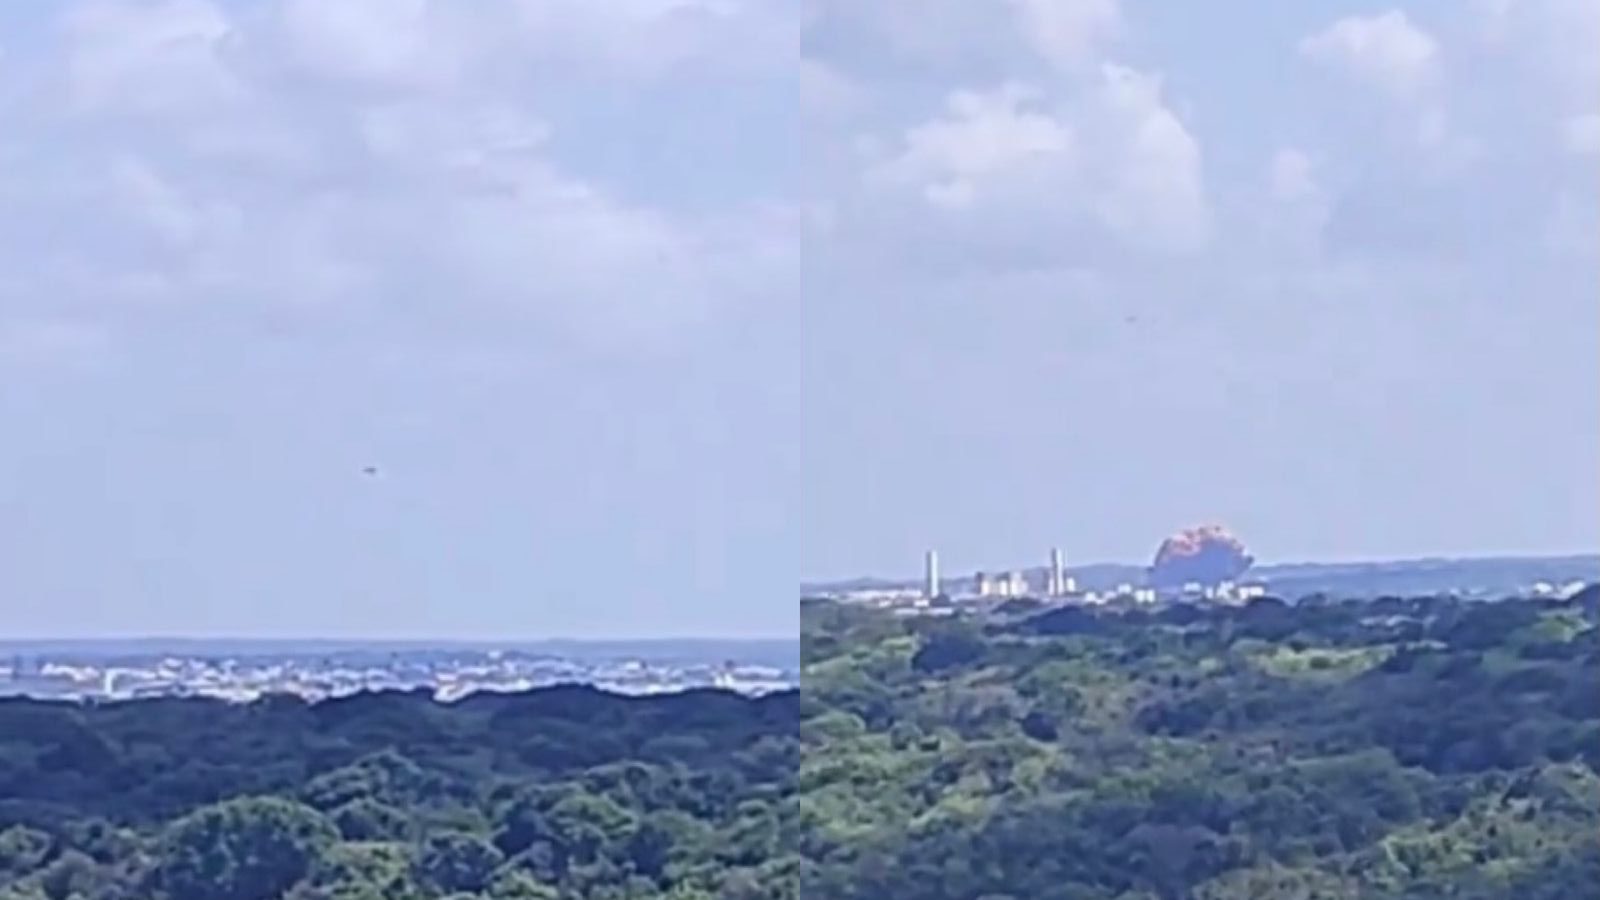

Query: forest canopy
left=798, top=590, right=1599, bottom=900
left=3, top=587, right=1594, bottom=899
left=0, top=685, right=798, bottom=900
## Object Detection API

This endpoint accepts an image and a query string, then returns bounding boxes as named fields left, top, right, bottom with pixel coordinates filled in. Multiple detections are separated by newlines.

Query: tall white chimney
left=1050, top=547, right=1065, bottom=596
left=924, top=550, right=941, bottom=599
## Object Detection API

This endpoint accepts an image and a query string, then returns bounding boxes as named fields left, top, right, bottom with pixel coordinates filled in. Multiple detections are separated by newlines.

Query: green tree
left=413, top=831, right=505, bottom=895
left=153, top=796, right=338, bottom=900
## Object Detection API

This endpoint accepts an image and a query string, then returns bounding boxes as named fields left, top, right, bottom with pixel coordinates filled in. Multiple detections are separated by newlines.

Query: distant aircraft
left=362, top=466, right=379, bottom=476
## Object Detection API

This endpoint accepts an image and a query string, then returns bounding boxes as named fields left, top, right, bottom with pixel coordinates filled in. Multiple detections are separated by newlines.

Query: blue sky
left=801, top=0, right=1599, bottom=581
left=0, top=2, right=1593, bottom=637
left=0, top=0, right=797, bottom=639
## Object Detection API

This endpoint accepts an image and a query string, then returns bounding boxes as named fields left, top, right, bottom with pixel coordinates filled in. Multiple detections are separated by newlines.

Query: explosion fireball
left=1149, top=524, right=1254, bottom=588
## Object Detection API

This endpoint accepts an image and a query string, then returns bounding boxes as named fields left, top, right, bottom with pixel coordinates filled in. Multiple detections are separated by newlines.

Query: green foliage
left=799, top=594, right=1599, bottom=899
left=0, top=828, right=51, bottom=881
left=154, top=797, right=338, bottom=900
left=413, top=832, right=503, bottom=894
left=0, top=686, right=798, bottom=899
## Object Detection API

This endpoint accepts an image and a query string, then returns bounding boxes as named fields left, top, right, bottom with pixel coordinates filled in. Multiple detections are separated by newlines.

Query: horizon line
left=0, top=634, right=799, bottom=647
left=800, top=549, right=1600, bottom=585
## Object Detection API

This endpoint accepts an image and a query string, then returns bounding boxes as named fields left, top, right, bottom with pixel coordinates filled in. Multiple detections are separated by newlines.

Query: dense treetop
left=0, top=685, right=798, bottom=900
left=4, top=585, right=1594, bottom=899
left=799, top=589, right=1599, bottom=900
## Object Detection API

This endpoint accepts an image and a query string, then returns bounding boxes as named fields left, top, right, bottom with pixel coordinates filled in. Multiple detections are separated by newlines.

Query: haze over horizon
left=802, top=548, right=1600, bottom=589
left=2, top=1, right=1594, bottom=638
left=801, top=0, right=1598, bottom=582
left=0, top=630, right=801, bottom=645
left=0, top=1, right=797, bottom=640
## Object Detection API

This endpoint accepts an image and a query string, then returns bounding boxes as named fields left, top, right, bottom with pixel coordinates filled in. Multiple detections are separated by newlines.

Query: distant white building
left=1005, top=570, right=1027, bottom=597
left=1048, top=548, right=1069, bottom=596
left=836, top=588, right=921, bottom=605
left=974, top=571, right=1024, bottom=598
left=973, top=571, right=990, bottom=597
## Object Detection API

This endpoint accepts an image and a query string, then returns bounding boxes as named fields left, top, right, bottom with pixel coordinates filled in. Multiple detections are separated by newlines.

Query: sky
left=0, top=0, right=798, bottom=639
left=0, top=2, right=1593, bottom=638
left=801, top=0, right=1600, bottom=581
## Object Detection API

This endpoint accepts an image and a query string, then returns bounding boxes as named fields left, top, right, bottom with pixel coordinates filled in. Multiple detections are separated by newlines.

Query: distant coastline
left=0, top=635, right=798, bottom=662
left=0, top=680, right=800, bottom=708
left=802, top=553, right=1600, bottom=597
left=0, top=637, right=799, bottom=704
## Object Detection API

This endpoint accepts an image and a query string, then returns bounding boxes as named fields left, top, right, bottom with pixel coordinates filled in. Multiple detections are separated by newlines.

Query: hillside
left=0, top=686, right=798, bottom=900
left=799, top=590, right=1600, bottom=899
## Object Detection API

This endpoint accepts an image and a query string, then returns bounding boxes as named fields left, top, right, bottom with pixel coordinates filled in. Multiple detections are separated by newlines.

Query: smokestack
left=1050, top=548, right=1065, bottom=596
left=924, top=550, right=940, bottom=599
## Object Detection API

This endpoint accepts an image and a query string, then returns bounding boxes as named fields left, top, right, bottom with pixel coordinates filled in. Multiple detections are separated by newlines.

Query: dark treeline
left=799, top=588, right=1600, bottom=900
left=4, top=587, right=1595, bottom=899
left=0, top=685, right=798, bottom=899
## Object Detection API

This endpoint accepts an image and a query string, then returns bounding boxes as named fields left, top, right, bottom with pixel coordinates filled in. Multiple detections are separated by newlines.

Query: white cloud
left=802, top=0, right=1046, bottom=73
left=352, top=99, right=771, bottom=339
left=801, top=58, right=862, bottom=121
left=1475, top=0, right=1600, bottom=102
left=1563, top=112, right=1600, bottom=155
left=1300, top=10, right=1440, bottom=100
left=81, top=151, right=373, bottom=308
left=273, top=0, right=790, bottom=88
left=1, top=0, right=793, bottom=354
left=1269, top=148, right=1318, bottom=202
left=278, top=0, right=453, bottom=89
left=796, top=0, right=1598, bottom=570
left=1299, top=11, right=1479, bottom=170
left=862, top=65, right=1207, bottom=254
left=1008, top=0, right=1121, bottom=70
left=1257, top=147, right=1331, bottom=259
left=1410, top=107, right=1482, bottom=175
left=107, top=157, right=207, bottom=247
left=61, top=0, right=243, bottom=116
left=511, top=0, right=793, bottom=81
left=870, top=83, right=1073, bottom=209
left=1090, top=65, right=1207, bottom=250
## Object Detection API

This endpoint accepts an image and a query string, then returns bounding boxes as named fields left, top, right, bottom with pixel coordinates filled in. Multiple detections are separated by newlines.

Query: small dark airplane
left=362, top=466, right=379, bottom=476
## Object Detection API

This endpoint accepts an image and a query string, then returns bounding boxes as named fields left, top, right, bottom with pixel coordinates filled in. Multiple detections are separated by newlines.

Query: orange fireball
left=1149, top=524, right=1254, bottom=588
